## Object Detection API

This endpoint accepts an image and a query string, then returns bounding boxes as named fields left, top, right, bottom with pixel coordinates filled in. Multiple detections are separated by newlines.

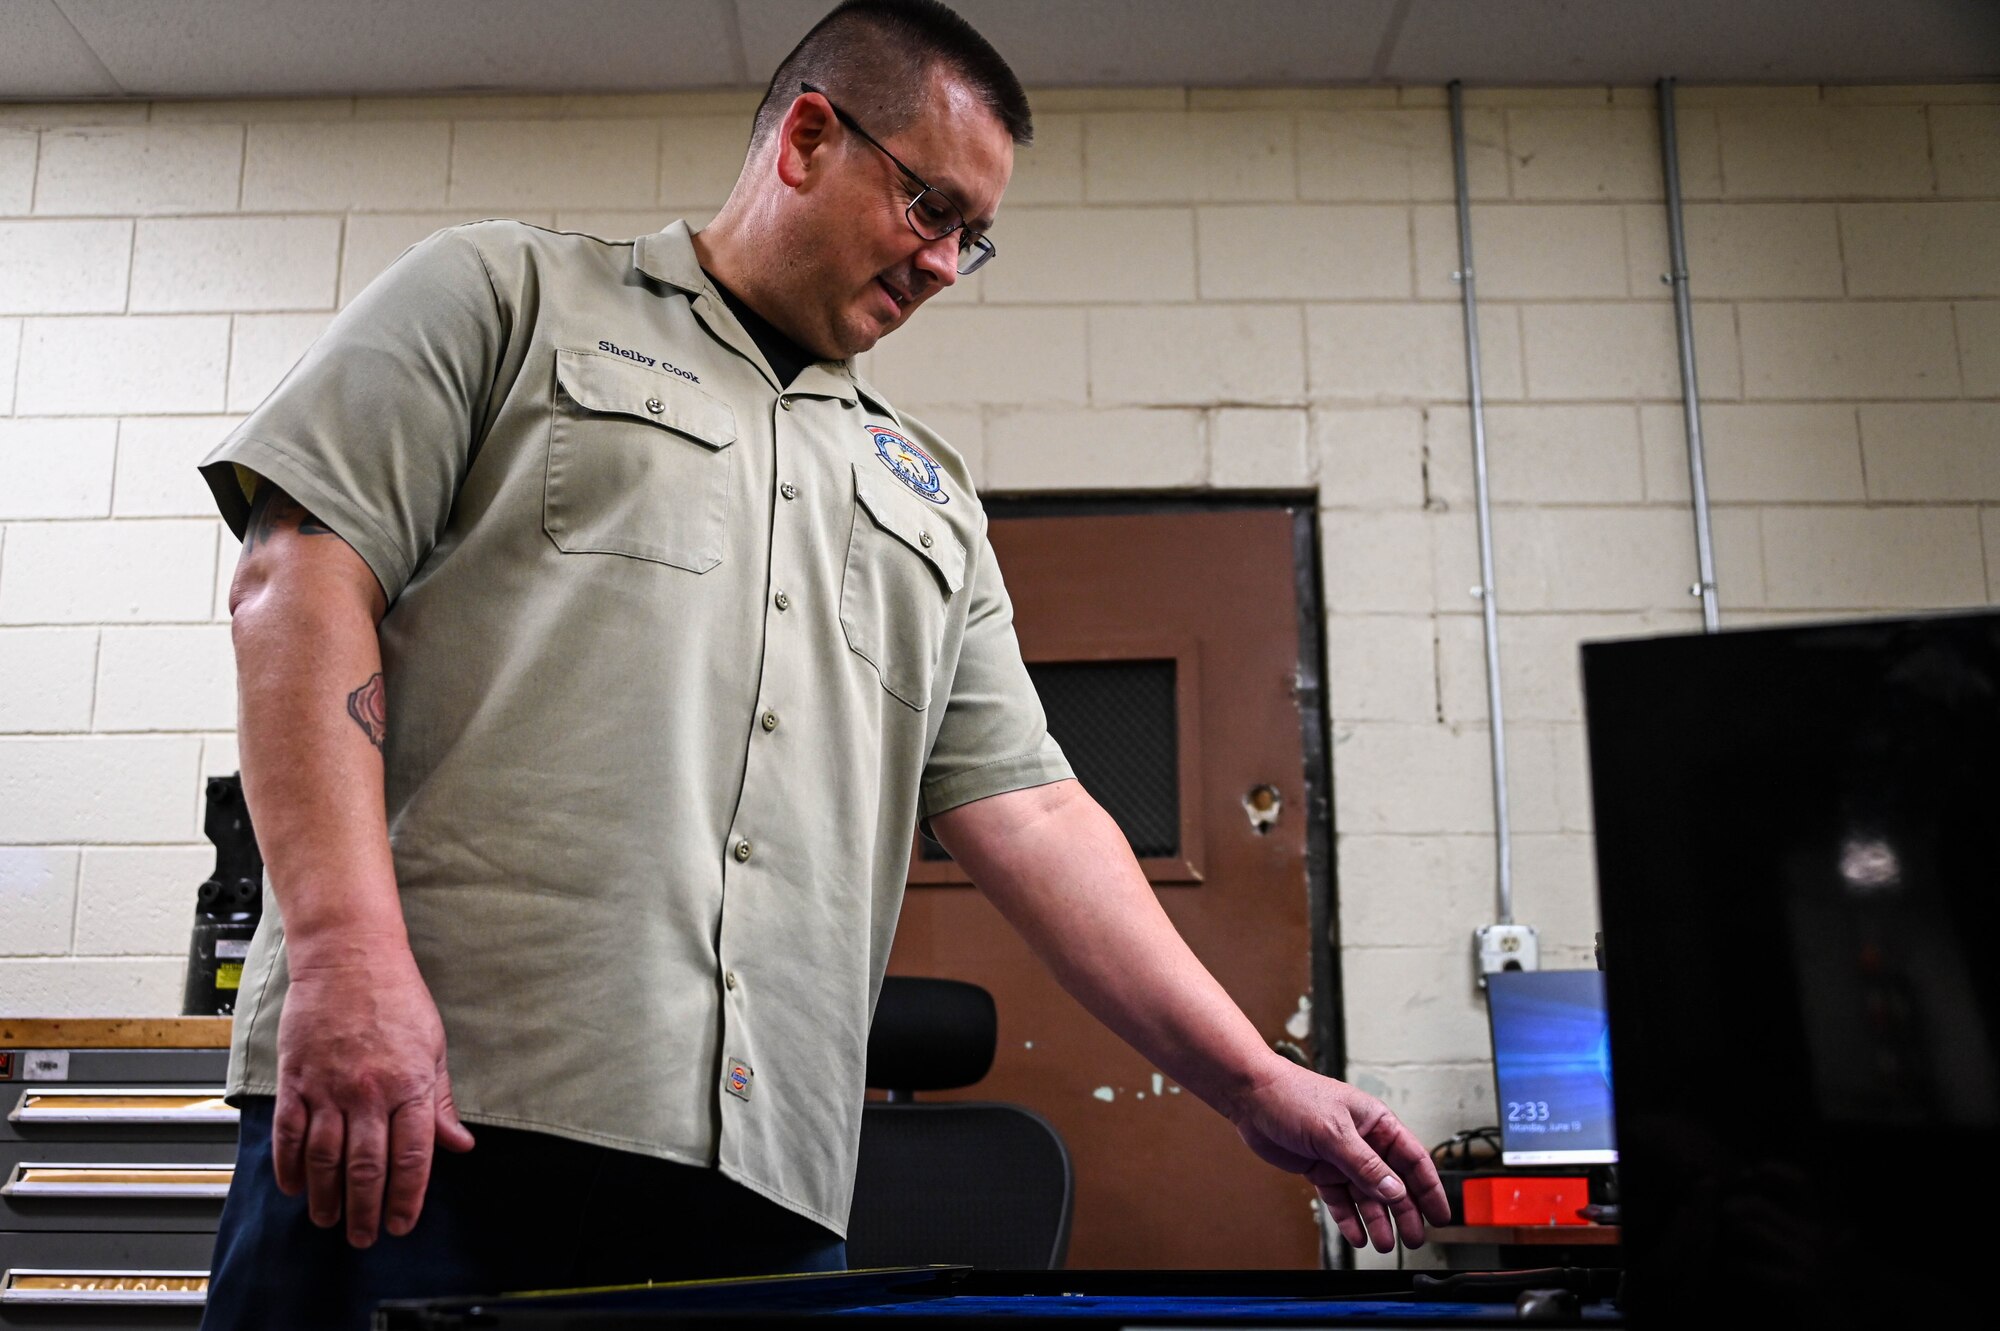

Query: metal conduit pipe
left=1658, top=77, right=1722, bottom=632
left=1447, top=81, right=1515, bottom=929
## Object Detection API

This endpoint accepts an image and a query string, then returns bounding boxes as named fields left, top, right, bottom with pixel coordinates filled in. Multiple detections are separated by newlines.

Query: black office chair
left=847, top=977, right=1073, bottom=1270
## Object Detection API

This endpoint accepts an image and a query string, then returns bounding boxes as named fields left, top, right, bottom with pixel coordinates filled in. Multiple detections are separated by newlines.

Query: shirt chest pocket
left=544, top=348, right=738, bottom=572
left=840, top=463, right=966, bottom=711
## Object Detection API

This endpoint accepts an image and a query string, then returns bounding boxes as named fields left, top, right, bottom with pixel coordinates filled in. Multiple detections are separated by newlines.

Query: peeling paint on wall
left=1286, top=995, right=1312, bottom=1041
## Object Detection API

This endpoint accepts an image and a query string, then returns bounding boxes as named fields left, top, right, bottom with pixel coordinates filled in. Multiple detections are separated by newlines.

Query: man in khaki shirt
left=199, top=2, right=1448, bottom=1324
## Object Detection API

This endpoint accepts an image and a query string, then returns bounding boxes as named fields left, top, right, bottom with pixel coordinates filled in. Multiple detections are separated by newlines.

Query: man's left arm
left=930, top=777, right=1452, bottom=1253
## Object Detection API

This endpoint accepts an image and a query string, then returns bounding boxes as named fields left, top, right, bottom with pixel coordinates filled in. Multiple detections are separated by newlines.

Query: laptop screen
left=1485, top=969, right=1618, bottom=1167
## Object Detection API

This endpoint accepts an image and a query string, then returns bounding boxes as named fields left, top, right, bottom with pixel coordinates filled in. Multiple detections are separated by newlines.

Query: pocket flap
left=556, top=348, right=736, bottom=449
left=853, top=463, right=966, bottom=594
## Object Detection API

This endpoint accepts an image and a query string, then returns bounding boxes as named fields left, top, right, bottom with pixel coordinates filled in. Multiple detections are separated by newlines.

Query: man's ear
left=775, top=91, right=837, bottom=189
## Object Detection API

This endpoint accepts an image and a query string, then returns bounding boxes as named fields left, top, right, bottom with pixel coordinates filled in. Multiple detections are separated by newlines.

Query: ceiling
left=2, top=0, right=1996, bottom=101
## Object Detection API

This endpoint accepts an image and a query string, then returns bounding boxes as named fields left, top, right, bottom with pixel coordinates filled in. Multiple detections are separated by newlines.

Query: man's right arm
left=228, top=480, right=475, bottom=1250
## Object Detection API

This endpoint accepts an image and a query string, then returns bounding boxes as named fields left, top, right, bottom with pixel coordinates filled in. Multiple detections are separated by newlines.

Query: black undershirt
left=705, top=271, right=817, bottom=388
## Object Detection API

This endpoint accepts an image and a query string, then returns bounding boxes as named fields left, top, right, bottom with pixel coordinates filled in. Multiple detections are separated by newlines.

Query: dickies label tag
left=725, top=1059, right=753, bottom=1101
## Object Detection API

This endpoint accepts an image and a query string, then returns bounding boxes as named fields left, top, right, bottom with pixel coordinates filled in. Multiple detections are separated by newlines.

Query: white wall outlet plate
left=1474, top=924, right=1540, bottom=988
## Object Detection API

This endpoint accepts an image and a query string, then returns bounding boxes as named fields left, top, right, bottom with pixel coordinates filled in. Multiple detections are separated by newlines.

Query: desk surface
left=376, top=1267, right=1625, bottom=1328
left=1428, top=1225, right=1619, bottom=1247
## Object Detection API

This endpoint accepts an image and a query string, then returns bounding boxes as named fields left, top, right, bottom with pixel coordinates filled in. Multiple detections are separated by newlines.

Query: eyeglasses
left=801, top=82, right=997, bottom=276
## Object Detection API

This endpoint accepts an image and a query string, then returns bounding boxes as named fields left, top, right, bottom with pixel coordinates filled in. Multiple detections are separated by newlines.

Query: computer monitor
left=1485, top=969, right=1618, bottom=1167
left=1582, top=610, right=2000, bottom=1324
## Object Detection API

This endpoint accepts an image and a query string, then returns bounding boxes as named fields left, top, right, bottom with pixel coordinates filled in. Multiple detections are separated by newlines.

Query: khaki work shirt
left=199, top=219, right=1072, bottom=1233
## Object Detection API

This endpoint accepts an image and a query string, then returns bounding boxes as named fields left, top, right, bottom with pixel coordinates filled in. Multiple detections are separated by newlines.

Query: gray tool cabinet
left=1, top=1021, right=234, bottom=1329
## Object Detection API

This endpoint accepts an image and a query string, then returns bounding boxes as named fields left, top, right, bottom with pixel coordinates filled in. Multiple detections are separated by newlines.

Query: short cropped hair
left=751, top=0, right=1033, bottom=151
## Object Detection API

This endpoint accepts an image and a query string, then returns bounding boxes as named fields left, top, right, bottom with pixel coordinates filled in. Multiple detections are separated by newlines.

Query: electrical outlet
left=1474, top=923, right=1539, bottom=988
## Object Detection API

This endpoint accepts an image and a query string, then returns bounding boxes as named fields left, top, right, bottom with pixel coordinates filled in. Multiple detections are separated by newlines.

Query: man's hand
left=272, top=944, right=475, bottom=1248
left=1227, top=1058, right=1450, bottom=1253
left=938, top=783, right=1453, bottom=1255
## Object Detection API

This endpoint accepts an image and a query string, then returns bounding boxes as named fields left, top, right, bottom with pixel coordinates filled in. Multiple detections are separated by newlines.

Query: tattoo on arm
left=346, top=673, right=388, bottom=752
left=242, top=483, right=334, bottom=555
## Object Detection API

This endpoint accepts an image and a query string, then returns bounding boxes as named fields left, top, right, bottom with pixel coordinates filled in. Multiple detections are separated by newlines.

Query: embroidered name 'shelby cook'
left=597, top=338, right=700, bottom=384
left=868, top=425, right=949, bottom=505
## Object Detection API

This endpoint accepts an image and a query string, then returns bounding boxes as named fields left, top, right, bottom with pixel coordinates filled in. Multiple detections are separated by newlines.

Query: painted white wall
left=2, top=83, right=1996, bottom=1233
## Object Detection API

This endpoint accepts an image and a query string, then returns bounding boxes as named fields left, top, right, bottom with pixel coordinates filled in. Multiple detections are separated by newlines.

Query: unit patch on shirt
left=867, top=425, right=949, bottom=505
left=725, top=1059, right=753, bottom=1101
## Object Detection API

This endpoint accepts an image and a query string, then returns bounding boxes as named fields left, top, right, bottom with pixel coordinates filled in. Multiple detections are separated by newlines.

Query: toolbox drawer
left=0, top=1230, right=213, bottom=1328
left=0, top=1050, right=234, bottom=1150
left=0, top=1144, right=236, bottom=1176
left=5, top=1088, right=233, bottom=1135
left=0, top=1157, right=230, bottom=1234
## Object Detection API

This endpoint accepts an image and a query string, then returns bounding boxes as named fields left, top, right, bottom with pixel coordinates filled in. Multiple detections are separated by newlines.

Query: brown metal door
left=890, top=507, right=1324, bottom=1268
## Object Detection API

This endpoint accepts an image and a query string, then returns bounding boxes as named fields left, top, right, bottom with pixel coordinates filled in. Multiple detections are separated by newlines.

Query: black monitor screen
left=1582, top=610, right=2000, bottom=1324
left=1485, top=969, right=1617, bottom=1166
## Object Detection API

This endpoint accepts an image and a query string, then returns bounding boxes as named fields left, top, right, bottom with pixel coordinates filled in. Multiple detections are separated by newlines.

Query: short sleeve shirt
left=198, top=219, right=1072, bottom=1234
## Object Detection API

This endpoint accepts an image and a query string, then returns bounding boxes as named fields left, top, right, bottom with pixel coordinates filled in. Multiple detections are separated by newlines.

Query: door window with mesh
left=912, top=648, right=1203, bottom=885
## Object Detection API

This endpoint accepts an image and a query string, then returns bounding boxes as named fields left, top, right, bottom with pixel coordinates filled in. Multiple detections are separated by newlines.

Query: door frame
left=981, top=495, right=1345, bottom=1083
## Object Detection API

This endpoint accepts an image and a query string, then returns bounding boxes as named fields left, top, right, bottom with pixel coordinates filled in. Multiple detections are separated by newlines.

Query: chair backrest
left=864, top=976, right=996, bottom=1096
left=848, top=976, right=1074, bottom=1269
left=848, top=1100, right=1073, bottom=1270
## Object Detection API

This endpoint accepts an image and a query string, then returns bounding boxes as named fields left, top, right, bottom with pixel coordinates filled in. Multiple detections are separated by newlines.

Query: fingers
left=1362, top=1113, right=1454, bottom=1229
left=270, top=1090, right=310, bottom=1197
left=1308, top=1099, right=1446, bottom=1250
left=1243, top=1070, right=1455, bottom=1251
left=1317, top=1186, right=1368, bottom=1250
left=382, top=1097, right=436, bottom=1239
left=1316, top=1106, right=1410, bottom=1208
left=433, top=1070, right=477, bottom=1155
left=1354, top=1193, right=1396, bottom=1253
left=343, top=1109, right=390, bottom=1248
left=292, top=1096, right=451, bottom=1244
left=302, top=1106, right=347, bottom=1229
left=1319, top=1184, right=1398, bottom=1254
left=1387, top=1191, right=1431, bottom=1250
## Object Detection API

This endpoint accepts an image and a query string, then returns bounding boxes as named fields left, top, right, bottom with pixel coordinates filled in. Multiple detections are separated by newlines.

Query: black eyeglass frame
left=799, top=82, right=997, bottom=276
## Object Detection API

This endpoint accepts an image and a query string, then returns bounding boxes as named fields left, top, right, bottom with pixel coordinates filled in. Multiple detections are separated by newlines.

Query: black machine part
left=182, top=773, right=265, bottom=1017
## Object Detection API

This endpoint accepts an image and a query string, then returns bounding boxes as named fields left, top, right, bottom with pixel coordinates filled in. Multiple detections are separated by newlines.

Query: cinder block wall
left=2, top=84, right=1995, bottom=1157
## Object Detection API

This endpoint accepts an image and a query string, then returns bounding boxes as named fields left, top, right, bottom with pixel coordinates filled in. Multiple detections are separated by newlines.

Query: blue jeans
left=201, top=1097, right=845, bottom=1331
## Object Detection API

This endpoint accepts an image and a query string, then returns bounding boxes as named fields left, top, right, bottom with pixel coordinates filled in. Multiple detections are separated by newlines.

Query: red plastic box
left=1461, top=1175, right=1591, bottom=1226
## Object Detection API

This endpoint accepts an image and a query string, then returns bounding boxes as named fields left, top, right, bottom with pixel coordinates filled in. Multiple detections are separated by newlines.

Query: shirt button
left=774, top=591, right=790, bottom=611
left=780, top=482, right=798, bottom=501
left=779, top=396, right=794, bottom=411
left=733, top=839, right=752, bottom=863
left=761, top=710, right=779, bottom=732
left=919, top=531, right=934, bottom=548
left=644, top=397, right=663, bottom=414
left=725, top=970, right=739, bottom=991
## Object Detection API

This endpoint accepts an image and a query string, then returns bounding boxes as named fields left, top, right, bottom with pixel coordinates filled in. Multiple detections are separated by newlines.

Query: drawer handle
left=3, top=1163, right=233, bottom=1199
left=2, top=1269, right=209, bottom=1306
left=8, top=1087, right=236, bottom=1125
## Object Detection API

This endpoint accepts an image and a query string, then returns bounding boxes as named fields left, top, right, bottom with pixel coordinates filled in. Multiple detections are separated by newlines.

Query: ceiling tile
left=54, top=0, right=745, bottom=97
left=1387, top=0, right=2000, bottom=85
left=0, top=0, right=123, bottom=97
left=738, top=0, right=1400, bottom=88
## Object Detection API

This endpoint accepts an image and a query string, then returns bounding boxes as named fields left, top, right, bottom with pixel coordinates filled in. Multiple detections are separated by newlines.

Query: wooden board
left=0, top=1018, right=233, bottom=1049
